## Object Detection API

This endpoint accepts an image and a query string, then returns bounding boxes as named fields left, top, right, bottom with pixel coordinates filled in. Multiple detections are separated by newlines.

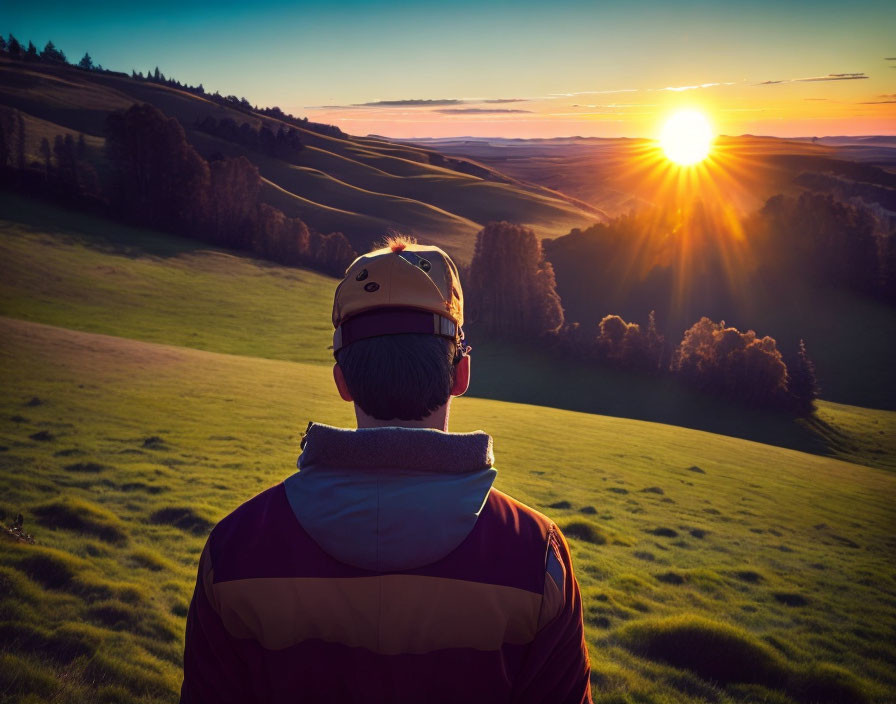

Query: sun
left=660, top=110, right=714, bottom=166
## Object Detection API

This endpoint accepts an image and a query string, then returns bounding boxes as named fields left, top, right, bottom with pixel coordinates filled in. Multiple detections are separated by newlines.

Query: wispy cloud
left=796, top=72, right=868, bottom=82
left=435, top=107, right=532, bottom=114
left=757, top=73, right=869, bottom=85
left=859, top=94, right=896, bottom=104
left=548, top=89, right=638, bottom=97
left=483, top=98, right=528, bottom=103
left=661, top=82, right=734, bottom=92
left=353, top=99, right=464, bottom=107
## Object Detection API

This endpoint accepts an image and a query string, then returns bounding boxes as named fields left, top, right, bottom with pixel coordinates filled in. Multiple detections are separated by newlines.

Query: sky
left=6, top=0, right=896, bottom=139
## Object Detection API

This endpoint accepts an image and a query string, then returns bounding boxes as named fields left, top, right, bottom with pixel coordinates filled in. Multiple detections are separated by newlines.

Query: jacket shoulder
left=205, top=483, right=301, bottom=579
left=485, top=487, right=556, bottom=541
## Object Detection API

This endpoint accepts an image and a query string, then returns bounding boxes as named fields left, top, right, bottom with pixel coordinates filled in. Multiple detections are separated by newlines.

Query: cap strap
left=333, top=308, right=457, bottom=354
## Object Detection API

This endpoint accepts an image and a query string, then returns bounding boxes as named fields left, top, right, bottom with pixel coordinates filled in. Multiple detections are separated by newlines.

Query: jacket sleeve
left=180, top=540, right=253, bottom=704
left=512, top=524, right=592, bottom=704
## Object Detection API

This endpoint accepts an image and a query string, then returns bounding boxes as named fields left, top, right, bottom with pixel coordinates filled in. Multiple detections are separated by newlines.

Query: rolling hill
left=1, top=192, right=895, bottom=703
left=0, top=58, right=602, bottom=260
left=404, top=135, right=896, bottom=220
left=4, top=193, right=895, bottom=471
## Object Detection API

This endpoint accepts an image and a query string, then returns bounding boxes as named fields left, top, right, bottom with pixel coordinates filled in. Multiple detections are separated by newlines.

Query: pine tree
left=153, top=66, right=161, bottom=81
left=0, top=35, right=7, bottom=54
left=78, top=52, right=94, bottom=70
left=40, top=40, right=66, bottom=63
left=7, top=35, right=23, bottom=58
left=25, top=41, right=38, bottom=61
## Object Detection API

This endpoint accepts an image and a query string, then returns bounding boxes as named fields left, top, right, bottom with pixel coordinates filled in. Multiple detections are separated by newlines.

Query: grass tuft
left=561, top=520, right=608, bottom=545
left=149, top=506, right=213, bottom=534
left=773, top=592, right=808, bottom=607
left=547, top=500, right=572, bottom=509
left=617, top=614, right=787, bottom=687
left=63, top=461, right=107, bottom=473
left=32, top=498, right=127, bottom=545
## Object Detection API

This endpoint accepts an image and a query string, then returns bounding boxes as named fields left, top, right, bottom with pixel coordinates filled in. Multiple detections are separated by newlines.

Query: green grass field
left=1, top=194, right=895, bottom=703
left=4, top=193, right=895, bottom=473
left=2, top=318, right=895, bottom=703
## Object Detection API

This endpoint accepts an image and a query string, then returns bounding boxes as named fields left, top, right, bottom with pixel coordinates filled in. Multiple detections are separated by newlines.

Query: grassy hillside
left=2, top=317, right=895, bottom=703
left=0, top=59, right=599, bottom=259
left=4, top=193, right=895, bottom=473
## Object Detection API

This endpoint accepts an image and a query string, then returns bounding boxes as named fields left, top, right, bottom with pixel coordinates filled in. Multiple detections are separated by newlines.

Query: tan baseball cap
left=332, top=238, right=465, bottom=354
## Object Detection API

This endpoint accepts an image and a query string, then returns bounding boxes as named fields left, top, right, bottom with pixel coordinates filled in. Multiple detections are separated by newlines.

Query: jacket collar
left=298, top=422, right=494, bottom=475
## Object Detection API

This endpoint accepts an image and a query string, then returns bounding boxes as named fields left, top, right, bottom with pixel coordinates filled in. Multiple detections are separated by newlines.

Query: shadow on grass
left=468, top=337, right=833, bottom=459
left=1, top=191, right=211, bottom=261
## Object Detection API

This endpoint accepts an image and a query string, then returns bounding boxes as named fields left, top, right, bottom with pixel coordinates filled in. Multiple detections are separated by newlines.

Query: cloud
left=859, top=95, right=896, bottom=104
left=352, top=99, right=464, bottom=107
left=886, top=57, right=896, bottom=60
left=434, top=107, right=532, bottom=114
left=483, top=98, right=527, bottom=103
left=757, top=73, right=869, bottom=85
left=548, top=89, right=638, bottom=97
left=662, top=82, right=733, bottom=92
left=795, top=73, right=868, bottom=82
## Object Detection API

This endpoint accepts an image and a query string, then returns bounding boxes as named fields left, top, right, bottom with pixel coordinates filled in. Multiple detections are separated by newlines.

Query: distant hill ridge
left=0, top=57, right=601, bottom=260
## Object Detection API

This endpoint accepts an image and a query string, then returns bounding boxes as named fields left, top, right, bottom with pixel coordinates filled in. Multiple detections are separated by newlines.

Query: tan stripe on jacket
left=211, top=575, right=543, bottom=654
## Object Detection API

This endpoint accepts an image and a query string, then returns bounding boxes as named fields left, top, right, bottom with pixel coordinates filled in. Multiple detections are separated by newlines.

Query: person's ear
left=451, top=353, right=471, bottom=397
left=333, top=363, right=353, bottom=402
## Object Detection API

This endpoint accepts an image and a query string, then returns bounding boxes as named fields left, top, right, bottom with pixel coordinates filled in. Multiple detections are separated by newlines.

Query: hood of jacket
left=283, top=422, right=497, bottom=572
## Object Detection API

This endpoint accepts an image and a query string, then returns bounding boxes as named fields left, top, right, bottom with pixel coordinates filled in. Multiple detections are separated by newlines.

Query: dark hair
left=335, top=334, right=456, bottom=421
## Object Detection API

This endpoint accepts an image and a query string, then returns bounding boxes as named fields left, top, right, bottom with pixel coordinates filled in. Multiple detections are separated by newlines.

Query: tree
left=0, top=108, right=26, bottom=173
left=673, top=317, right=788, bottom=406
left=40, top=40, right=66, bottom=63
left=208, top=156, right=261, bottom=248
left=25, top=41, right=38, bottom=61
left=785, top=339, right=820, bottom=415
left=0, top=35, right=7, bottom=54
left=153, top=66, right=161, bottom=81
left=105, top=103, right=210, bottom=231
left=310, top=231, right=355, bottom=275
left=78, top=52, right=94, bottom=70
left=467, top=221, right=564, bottom=337
left=7, top=35, right=23, bottom=59
left=37, top=137, right=51, bottom=175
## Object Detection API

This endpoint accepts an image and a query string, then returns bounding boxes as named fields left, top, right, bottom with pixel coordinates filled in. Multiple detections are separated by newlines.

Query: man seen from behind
left=180, top=236, right=592, bottom=703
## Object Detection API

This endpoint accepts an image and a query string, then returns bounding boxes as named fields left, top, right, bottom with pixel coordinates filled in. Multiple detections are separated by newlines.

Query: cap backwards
left=332, top=237, right=464, bottom=355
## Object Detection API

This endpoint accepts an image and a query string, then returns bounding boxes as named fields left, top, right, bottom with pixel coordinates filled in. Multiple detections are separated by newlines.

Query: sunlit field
left=1, top=199, right=895, bottom=703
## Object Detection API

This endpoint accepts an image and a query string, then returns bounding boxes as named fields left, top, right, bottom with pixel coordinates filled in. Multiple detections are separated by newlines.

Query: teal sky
left=6, top=1, right=896, bottom=137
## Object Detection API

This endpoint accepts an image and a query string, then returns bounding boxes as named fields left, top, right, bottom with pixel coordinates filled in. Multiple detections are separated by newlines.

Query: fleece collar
left=285, top=422, right=497, bottom=572
left=297, top=422, right=494, bottom=474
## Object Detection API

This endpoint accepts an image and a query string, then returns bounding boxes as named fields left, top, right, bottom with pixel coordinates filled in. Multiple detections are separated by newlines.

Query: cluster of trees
left=131, top=66, right=206, bottom=95
left=195, top=116, right=304, bottom=162
left=673, top=317, right=819, bottom=412
left=105, top=103, right=354, bottom=274
left=2, top=34, right=112, bottom=73
left=2, top=34, right=347, bottom=142
left=752, top=192, right=895, bottom=302
left=466, top=220, right=820, bottom=414
left=133, top=67, right=346, bottom=140
left=555, top=312, right=666, bottom=375
left=37, top=133, right=101, bottom=201
left=466, top=222, right=563, bottom=337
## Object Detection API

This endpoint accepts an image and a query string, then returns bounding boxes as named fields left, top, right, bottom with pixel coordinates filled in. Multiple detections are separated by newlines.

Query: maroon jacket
left=181, top=423, right=591, bottom=703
